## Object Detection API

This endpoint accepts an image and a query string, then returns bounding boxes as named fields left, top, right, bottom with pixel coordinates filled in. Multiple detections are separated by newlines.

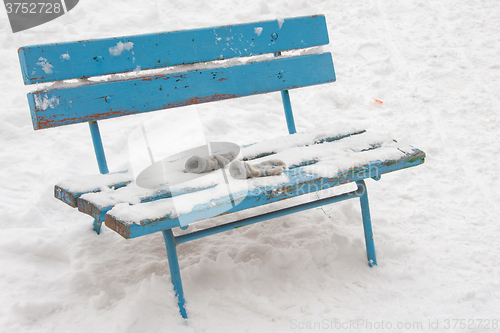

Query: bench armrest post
left=89, top=121, right=109, bottom=174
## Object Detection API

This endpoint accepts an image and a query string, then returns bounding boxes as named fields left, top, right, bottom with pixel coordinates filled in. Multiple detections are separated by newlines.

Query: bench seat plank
left=104, top=141, right=425, bottom=238
left=29, top=53, right=335, bottom=130
left=54, top=171, right=133, bottom=207
left=75, top=126, right=366, bottom=220
left=240, top=125, right=366, bottom=160
left=77, top=182, right=216, bottom=224
left=19, top=15, right=329, bottom=85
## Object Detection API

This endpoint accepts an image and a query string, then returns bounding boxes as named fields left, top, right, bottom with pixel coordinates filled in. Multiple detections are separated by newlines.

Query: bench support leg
left=274, top=52, right=297, bottom=135
left=162, top=229, right=187, bottom=319
left=356, top=180, right=377, bottom=267
left=93, top=219, right=102, bottom=235
left=89, top=121, right=109, bottom=175
left=280, top=90, right=297, bottom=134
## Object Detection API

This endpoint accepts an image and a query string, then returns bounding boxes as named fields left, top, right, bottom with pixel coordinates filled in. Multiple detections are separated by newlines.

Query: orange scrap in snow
left=373, top=98, right=383, bottom=104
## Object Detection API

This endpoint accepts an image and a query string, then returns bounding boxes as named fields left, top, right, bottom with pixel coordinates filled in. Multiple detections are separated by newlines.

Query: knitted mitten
left=185, top=151, right=236, bottom=173
left=229, top=159, right=286, bottom=179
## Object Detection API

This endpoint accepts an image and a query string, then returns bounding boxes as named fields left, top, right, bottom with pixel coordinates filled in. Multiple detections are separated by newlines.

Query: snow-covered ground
left=1, top=0, right=499, bottom=332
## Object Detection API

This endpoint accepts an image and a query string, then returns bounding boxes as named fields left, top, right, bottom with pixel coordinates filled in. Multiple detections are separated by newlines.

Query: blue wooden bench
left=19, top=15, right=425, bottom=319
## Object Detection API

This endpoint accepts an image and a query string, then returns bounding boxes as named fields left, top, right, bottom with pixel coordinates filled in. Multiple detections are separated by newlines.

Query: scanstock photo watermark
left=4, top=0, right=78, bottom=33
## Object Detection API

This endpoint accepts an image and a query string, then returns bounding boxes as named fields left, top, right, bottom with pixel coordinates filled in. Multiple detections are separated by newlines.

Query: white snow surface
left=108, top=41, right=134, bottom=56
left=36, top=57, right=53, bottom=74
left=57, top=171, right=133, bottom=193
left=33, top=94, right=59, bottom=111
left=1, top=1, right=500, bottom=332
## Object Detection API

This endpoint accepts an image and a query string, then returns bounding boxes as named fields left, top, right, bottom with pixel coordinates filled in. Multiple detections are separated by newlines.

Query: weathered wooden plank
left=242, top=130, right=366, bottom=161
left=76, top=130, right=365, bottom=223
left=54, top=180, right=131, bottom=208
left=77, top=184, right=215, bottom=224
left=29, top=53, right=335, bottom=130
left=105, top=148, right=426, bottom=239
left=19, top=15, right=329, bottom=85
left=53, top=171, right=134, bottom=208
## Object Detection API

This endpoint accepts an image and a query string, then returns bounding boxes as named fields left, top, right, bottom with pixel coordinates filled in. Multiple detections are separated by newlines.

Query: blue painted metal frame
left=275, top=51, right=297, bottom=134
left=88, top=121, right=109, bottom=175
left=280, top=90, right=297, bottom=134
left=161, top=179, right=377, bottom=318
left=357, top=180, right=377, bottom=266
left=89, top=120, right=109, bottom=234
left=162, top=229, right=187, bottom=319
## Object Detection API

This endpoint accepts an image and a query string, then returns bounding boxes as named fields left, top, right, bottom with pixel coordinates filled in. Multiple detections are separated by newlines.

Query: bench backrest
left=19, top=15, right=336, bottom=173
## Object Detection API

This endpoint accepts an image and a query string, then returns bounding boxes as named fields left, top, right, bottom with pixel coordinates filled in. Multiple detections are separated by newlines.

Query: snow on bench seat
left=54, top=171, right=133, bottom=207
left=239, top=123, right=366, bottom=160
left=75, top=125, right=365, bottom=221
left=101, top=132, right=424, bottom=238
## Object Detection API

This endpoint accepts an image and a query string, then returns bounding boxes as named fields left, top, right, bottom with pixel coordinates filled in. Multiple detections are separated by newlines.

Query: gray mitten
left=229, top=159, right=286, bottom=179
left=185, top=152, right=236, bottom=173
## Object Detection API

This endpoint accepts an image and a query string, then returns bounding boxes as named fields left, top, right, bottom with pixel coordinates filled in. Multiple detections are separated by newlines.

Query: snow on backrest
left=18, top=15, right=329, bottom=85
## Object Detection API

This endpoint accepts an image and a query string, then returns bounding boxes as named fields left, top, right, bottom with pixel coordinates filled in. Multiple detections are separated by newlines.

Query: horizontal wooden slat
left=54, top=172, right=133, bottom=208
left=105, top=148, right=426, bottom=239
left=18, top=15, right=329, bottom=85
left=29, top=53, right=335, bottom=130
left=75, top=129, right=367, bottom=223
